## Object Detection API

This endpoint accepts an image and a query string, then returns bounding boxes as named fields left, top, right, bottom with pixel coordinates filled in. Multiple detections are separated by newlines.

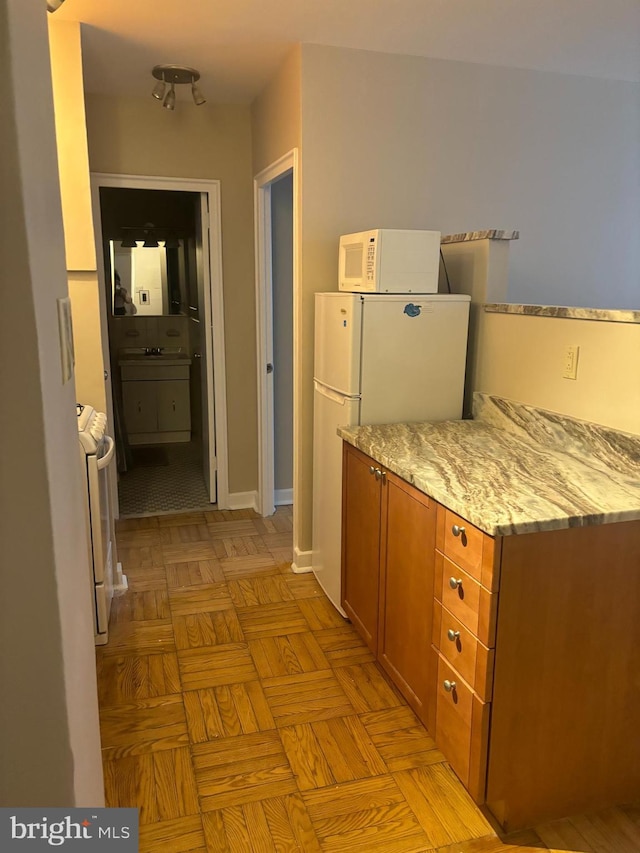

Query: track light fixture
left=151, top=65, right=206, bottom=109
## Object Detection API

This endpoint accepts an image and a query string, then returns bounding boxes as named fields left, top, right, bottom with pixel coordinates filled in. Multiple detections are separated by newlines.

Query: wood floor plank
left=248, top=632, right=330, bottom=678
left=168, top=582, right=233, bottom=616
left=237, top=601, right=310, bottom=639
left=297, top=595, right=348, bottom=630
left=361, top=706, right=445, bottom=771
left=165, top=559, right=225, bottom=588
left=138, top=815, right=205, bottom=852
left=173, top=609, right=244, bottom=650
left=177, top=643, right=257, bottom=691
left=100, top=621, right=176, bottom=656
left=121, top=567, right=168, bottom=593
left=262, top=670, right=355, bottom=726
left=103, top=508, right=638, bottom=853
left=159, top=523, right=212, bottom=545
left=97, top=652, right=181, bottom=705
left=334, top=662, right=405, bottom=712
left=152, top=747, right=200, bottom=823
left=228, top=574, right=295, bottom=608
left=206, top=519, right=263, bottom=540
left=315, top=625, right=376, bottom=666
left=162, top=541, right=220, bottom=564
left=433, top=832, right=546, bottom=852
left=192, top=731, right=296, bottom=812
left=184, top=682, right=275, bottom=742
left=302, top=775, right=407, bottom=821
left=394, top=764, right=494, bottom=849
left=220, top=555, right=279, bottom=580
left=112, top=589, right=170, bottom=623
left=104, top=754, right=158, bottom=824
left=283, top=573, right=326, bottom=600
left=157, top=511, right=209, bottom=527
left=100, top=695, right=189, bottom=759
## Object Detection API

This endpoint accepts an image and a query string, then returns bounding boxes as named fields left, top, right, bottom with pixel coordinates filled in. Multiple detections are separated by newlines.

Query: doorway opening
left=91, top=174, right=229, bottom=517
left=254, top=150, right=304, bottom=567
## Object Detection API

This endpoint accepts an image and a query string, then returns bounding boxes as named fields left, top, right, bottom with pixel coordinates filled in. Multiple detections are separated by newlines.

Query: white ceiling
left=55, top=0, right=640, bottom=104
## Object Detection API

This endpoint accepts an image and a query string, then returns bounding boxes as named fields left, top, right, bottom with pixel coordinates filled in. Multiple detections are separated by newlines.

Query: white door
left=195, top=193, right=217, bottom=503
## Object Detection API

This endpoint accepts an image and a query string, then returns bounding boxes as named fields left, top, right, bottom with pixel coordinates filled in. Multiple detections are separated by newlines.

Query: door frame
left=253, top=150, right=300, bottom=538
left=90, top=172, right=229, bottom=510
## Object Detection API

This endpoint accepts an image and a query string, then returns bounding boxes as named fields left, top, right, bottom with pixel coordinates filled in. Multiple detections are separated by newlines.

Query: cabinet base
left=128, top=431, right=191, bottom=445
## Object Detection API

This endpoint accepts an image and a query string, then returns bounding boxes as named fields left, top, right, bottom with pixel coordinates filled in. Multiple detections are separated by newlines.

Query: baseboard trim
left=227, top=490, right=259, bottom=512
left=291, top=546, right=313, bottom=574
left=274, top=488, right=293, bottom=506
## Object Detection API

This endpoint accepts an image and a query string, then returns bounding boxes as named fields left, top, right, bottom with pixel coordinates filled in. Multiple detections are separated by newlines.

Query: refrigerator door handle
left=314, top=380, right=360, bottom=405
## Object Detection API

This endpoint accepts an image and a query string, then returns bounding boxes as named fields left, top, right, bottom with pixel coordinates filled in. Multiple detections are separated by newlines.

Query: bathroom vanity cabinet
left=120, top=360, right=191, bottom=444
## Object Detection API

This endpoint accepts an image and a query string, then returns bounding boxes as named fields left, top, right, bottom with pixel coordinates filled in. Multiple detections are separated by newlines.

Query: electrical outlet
left=563, top=345, right=580, bottom=380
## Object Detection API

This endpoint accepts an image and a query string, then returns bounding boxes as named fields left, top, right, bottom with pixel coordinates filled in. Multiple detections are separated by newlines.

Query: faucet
left=144, top=347, right=164, bottom=356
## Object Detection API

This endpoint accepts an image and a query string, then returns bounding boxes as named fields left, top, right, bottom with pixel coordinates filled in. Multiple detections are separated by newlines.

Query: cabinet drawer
left=438, top=506, right=500, bottom=591
left=434, top=601, right=494, bottom=700
left=435, top=653, right=489, bottom=802
left=435, top=552, right=497, bottom=647
left=121, top=364, right=190, bottom=381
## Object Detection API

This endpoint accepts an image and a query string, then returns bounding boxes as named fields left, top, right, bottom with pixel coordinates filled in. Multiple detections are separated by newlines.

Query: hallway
left=98, top=506, right=640, bottom=852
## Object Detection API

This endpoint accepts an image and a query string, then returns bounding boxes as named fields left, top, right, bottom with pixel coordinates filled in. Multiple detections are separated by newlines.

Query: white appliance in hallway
left=78, top=404, right=121, bottom=644
left=312, top=292, right=471, bottom=615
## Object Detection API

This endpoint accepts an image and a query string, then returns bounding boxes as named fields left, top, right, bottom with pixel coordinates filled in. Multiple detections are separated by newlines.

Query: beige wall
left=1, top=0, right=103, bottom=806
left=49, top=20, right=106, bottom=413
left=474, top=312, right=640, bottom=434
left=68, top=272, right=107, bottom=411
left=85, top=95, right=257, bottom=493
left=251, top=46, right=301, bottom=176
left=48, top=20, right=96, bottom=272
left=300, top=44, right=639, bottom=309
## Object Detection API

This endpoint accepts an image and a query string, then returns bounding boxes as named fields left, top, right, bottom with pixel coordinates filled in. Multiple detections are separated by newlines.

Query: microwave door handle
left=96, top=435, right=115, bottom=470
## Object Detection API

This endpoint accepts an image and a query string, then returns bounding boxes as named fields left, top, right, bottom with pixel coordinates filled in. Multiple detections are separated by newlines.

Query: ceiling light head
left=163, top=83, right=176, bottom=111
left=152, top=65, right=206, bottom=109
left=47, top=0, right=66, bottom=11
left=152, top=78, right=166, bottom=101
left=191, top=82, right=206, bottom=107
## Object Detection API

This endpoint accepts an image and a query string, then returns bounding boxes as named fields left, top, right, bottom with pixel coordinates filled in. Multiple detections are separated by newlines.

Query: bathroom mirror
left=109, top=241, right=190, bottom=317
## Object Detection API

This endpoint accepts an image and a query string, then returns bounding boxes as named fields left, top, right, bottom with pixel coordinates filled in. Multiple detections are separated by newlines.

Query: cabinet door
left=341, top=443, right=382, bottom=653
left=157, top=380, right=191, bottom=432
left=122, top=381, right=157, bottom=434
left=378, top=473, right=437, bottom=730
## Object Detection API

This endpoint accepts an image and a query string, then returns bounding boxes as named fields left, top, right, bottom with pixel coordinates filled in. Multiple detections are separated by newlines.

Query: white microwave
left=338, top=228, right=441, bottom=293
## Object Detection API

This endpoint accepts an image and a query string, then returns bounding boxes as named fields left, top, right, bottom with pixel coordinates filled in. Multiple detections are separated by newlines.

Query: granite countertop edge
left=337, top=414, right=640, bottom=538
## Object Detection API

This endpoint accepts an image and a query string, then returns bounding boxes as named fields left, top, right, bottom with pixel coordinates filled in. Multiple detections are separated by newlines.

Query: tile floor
left=118, top=441, right=211, bottom=517
left=98, top=506, right=640, bottom=852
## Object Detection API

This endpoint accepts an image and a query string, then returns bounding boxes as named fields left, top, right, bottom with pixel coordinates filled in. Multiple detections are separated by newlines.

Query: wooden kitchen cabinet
left=341, top=443, right=383, bottom=653
left=341, top=443, right=438, bottom=727
left=341, top=439, right=640, bottom=831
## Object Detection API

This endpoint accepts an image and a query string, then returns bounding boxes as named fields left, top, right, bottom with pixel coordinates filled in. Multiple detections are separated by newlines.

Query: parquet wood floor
left=99, top=506, right=640, bottom=853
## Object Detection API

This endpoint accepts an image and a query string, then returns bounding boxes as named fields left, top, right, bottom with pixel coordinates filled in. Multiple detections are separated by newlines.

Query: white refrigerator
left=312, top=292, right=471, bottom=615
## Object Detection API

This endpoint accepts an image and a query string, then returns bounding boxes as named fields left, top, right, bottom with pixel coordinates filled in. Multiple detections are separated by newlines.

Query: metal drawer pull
left=449, top=577, right=463, bottom=590
left=452, top=524, right=466, bottom=537
left=369, top=466, right=376, bottom=475
left=443, top=680, right=456, bottom=692
left=447, top=629, right=460, bottom=642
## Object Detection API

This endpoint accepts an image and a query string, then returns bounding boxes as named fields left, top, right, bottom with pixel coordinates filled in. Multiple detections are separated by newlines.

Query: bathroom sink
left=118, top=347, right=191, bottom=366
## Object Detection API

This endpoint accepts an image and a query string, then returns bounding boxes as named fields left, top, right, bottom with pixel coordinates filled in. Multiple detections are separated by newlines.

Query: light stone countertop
left=484, top=303, right=640, bottom=324
left=337, top=395, right=640, bottom=537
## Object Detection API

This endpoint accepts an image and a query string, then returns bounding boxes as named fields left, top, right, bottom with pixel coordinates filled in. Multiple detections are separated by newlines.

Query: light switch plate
left=562, top=345, right=579, bottom=380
